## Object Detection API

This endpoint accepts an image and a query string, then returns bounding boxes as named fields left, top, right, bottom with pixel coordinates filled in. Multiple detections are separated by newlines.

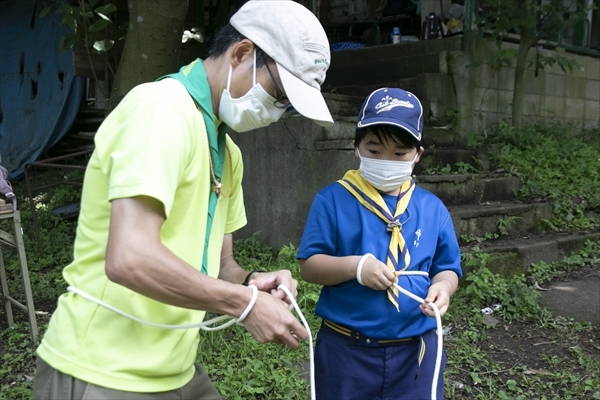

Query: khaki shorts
left=32, top=357, right=222, bottom=400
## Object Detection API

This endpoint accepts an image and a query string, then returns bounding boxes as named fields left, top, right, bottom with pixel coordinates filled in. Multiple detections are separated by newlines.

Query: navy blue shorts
left=314, top=323, right=446, bottom=400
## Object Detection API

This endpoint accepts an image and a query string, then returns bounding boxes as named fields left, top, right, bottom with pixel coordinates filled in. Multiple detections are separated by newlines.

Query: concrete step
left=421, top=126, right=465, bottom=147
left=323, top=92, right=364, bottom=118
left=325, top=73, right=458, bottom=129
left=417, top=174, right=521, bottom=206
left=448, top=202, right=553, bottom=241
left=319, top=120, right=464, bottom=149
left=415, top=147, right=492, bottom=174
left=462, top=231, right=600, bottom=277
left=326, top=77, right=420, bottom=98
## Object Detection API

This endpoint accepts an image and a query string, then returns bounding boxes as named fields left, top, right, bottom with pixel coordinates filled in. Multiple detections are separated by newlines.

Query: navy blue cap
left=356, top=87, right=424, bottom=142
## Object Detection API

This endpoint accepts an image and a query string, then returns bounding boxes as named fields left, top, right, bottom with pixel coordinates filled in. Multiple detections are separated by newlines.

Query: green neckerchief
left=157, top=58, right=227, bottom=275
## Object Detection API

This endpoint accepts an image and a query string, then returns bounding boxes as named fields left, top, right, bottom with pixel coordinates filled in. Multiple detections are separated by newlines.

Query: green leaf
left=95, top=4, right=118, bottom=15
left=93, top=39, right=114, bottom=53
left=88, top=18, right=110, bottom=32
left=59, top=35, right=77, bottom=54
left=80, top=11, right=94, bottom=18
left=60, top=3, right=72, bottom=14
left=60, top=14, right=77, bottom=33
left=39, top=6, right=51, bottom=18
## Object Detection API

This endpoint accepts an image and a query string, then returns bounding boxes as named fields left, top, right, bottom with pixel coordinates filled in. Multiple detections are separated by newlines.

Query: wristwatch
left=242, top=269, right=266, bottom=286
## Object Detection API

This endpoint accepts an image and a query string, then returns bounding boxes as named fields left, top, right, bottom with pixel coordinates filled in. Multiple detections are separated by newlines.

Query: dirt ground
left=460, top=263, right=600, bottom=396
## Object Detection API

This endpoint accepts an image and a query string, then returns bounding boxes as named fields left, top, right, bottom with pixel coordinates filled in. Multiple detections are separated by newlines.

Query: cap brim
left=357, top=117, right=422, bottom=141
left=277, top=63, right=333, bottom=127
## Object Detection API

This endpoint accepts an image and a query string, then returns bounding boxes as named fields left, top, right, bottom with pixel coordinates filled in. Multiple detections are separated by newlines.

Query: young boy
left=297, top=87, right=462, bottom=400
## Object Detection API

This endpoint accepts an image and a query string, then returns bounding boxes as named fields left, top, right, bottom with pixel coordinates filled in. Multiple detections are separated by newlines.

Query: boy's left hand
left=420, top=281, right=453, bottom=318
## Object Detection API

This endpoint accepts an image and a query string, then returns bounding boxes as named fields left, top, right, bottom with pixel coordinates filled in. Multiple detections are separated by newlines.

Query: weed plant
left=485, top=121, right=600, bottom=231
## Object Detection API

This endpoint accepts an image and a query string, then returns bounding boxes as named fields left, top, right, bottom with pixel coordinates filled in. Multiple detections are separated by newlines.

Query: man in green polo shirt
left=32, top=1, right=333, bottom=398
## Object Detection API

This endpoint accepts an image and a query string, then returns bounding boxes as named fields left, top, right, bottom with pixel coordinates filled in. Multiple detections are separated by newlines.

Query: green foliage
left=423, top=159, right=484, bottom=176
left=40, top=0, right=125, bottom=55
left=528, top=240, right=600, bottom=285
left=446, top=242, right=600, bottom=398
left=486, top=121, right=600, bottom=231
left=198, top=242, right=322, bottom=399
left=479, top=0, right=593, bottom=46
left=460, top=232, right=500, bottom=244
left=0, top=325, right=36, bottom=400
left=496, top=215, right=524, bottom=236
left=445, top=108, right=462, bottom=126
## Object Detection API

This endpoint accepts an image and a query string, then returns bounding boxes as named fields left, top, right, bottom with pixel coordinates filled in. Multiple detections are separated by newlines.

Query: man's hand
left=360, top=257, right=396, bottom=291
left=241, top=289, right=308, bottom=349
left=247, top=270, right=298, bottom=305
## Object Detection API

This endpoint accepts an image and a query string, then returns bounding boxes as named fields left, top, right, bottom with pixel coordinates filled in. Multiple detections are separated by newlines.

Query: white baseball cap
left=230, top=0, right=334, bottom=127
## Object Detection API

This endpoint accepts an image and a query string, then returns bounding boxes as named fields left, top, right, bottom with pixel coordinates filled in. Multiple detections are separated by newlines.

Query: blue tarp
left=0, top=0, right=84, bottom=179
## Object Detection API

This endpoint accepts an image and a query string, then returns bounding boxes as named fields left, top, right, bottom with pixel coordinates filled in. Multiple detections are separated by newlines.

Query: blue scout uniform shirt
left=297, top=181, right=462, bottom=340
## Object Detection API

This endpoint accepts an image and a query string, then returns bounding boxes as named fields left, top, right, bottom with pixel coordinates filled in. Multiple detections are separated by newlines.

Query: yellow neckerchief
left=338, top=170, right=415, bottom=311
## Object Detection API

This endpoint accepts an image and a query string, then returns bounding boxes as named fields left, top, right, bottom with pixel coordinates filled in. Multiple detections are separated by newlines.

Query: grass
left=1, top=120, right=599, bottom=399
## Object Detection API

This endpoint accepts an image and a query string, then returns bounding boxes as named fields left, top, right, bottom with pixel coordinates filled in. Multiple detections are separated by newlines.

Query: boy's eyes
left=367, top=149, right=409, bottom=157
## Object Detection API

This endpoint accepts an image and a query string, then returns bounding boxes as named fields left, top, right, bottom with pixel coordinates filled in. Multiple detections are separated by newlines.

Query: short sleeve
left=430, top=212, right=462, bottom=278
left=94, top=81, right=199, bottom=217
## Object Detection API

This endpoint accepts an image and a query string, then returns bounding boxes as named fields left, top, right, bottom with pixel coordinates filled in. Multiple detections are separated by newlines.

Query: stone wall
left=450, top=33, right=600, bottom=133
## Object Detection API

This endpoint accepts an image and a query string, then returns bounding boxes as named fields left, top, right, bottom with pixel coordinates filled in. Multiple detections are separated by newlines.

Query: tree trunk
left=511, top=0, right=537, bottom=129
left=108, top=0, right=189, bottom=112
left=511, top=38, right=532, bottom=129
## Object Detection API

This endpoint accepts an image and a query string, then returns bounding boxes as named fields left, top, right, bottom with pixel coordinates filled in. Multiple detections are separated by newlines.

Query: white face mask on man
left=218, top=51, right=286, bottom=132
left=358, top=152, right=418, bottom=193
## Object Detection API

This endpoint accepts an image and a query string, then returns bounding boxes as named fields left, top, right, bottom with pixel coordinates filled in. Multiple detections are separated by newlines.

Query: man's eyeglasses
left=265, top=63, right=293, bottom=109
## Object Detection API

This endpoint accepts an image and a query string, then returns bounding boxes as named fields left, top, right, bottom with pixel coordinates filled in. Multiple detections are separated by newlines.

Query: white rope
left=66, top=284, right=316, bottom=399
left=356, top=253, right=375, bottom=286
left=66, top=285, right=256, bottom=330
left=278, top=285, right=315, bottom=400
left=68, top=276, right=440, bottom=400
left=394, top=271, right=443, bottom=400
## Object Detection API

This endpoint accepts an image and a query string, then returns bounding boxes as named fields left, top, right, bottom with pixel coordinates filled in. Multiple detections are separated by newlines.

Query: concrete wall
left=450, top=33, right=600, bottom=133
left=229, top=113, right=357, bottom=249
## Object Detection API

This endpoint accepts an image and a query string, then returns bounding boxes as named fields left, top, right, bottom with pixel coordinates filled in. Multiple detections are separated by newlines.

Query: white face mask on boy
left=358, top=152, right=418, bottom=192
left=218, top=51, right=286, bottom=132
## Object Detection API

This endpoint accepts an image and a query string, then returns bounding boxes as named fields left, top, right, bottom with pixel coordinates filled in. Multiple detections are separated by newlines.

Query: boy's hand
left=420, top=271, right=459, bottom=318
left=420, top=281, right=453, bottom=318
left=359, top=257, right=396, bottom=290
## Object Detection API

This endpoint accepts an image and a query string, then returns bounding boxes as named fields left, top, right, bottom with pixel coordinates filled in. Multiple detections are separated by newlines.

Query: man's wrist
left=242, top=269, right=266, bottom=286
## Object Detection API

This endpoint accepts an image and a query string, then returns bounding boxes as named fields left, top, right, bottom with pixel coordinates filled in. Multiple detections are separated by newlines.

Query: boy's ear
left=354, top=147, right=360, bottom=159
left=414, top=146, right=425, bottom=163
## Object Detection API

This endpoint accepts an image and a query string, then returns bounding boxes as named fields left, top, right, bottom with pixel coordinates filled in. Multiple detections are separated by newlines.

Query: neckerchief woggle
left=157, top=58, right=227, bottom=275
left=338, top=170, right=415, bottom=311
